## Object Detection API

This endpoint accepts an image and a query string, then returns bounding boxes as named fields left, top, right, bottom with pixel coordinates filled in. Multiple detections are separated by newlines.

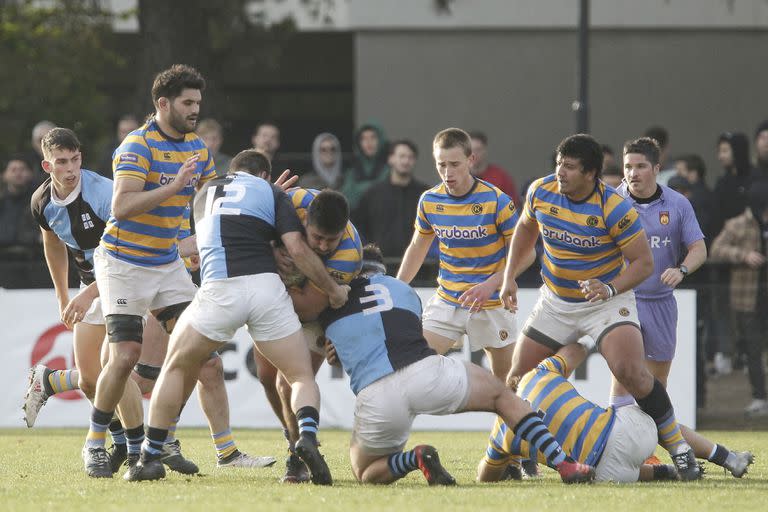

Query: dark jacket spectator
left=0, top=157, right=39, bottom=258
left=341, top=122, right=389, bottom=209
left=712, top=132, right=751, bottom=238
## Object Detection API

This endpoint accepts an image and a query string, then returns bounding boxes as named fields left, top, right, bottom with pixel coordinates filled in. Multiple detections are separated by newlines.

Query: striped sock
left=85, top=407, right=112, bottom=449
left=47, top=369, right=78, bottom=394
left=513, top=412, right=567, bottom=468
left=296, top=406, right=319, bottom=443
left=211, top=429, right=237, bottom=460
left=143, top=426, right=168, bottom=458
left=126, top=426, right=145, bottom=456
left=708, top=444, right=730, bottom=466
left=109, top=419, right=126, bottom=446
left=165, top=416, right=179, bottom=444
left=636, top=379, right=690, bottom=456
left=388, top=450, right=418, bottom=478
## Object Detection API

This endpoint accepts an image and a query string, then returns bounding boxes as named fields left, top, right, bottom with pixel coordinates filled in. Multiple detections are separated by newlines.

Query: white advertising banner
left=0, top=287, right=696, bottom=430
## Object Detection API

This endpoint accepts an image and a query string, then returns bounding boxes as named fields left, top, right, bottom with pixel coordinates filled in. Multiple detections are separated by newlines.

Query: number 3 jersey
left=193, top=172, right=304, bottom=283
left=319, top=273, right=436, bottom=394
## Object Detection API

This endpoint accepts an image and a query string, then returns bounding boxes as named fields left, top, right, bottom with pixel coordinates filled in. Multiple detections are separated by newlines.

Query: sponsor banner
left=0, top=287, right=695, bottom=430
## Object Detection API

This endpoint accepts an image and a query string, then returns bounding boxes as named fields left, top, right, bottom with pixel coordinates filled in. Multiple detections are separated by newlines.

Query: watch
left=678, top=264, right=689, bottom=277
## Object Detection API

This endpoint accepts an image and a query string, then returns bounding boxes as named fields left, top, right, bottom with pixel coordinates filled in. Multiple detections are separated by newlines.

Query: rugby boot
left=724, top=451, right=754, bottom=478
left=295, top=436, right=333, bottom=485
left=671, top=448, right=702, bottom=481
left=281, top=453, right=310, bottom=483
left=83, top=446, right=113, bottom=478
left=160, top=439, right=199, bottom=474
left=107, top=443, right=128, bottom=473
left=414, top=445, right=456, bottom=486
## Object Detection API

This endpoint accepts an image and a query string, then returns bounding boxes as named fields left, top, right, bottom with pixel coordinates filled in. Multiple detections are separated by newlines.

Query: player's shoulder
left=421, top=182, right=447, bottom=200
left=30, top=177, right=52, bottom=212
left=80, top=168, right=112, bottom=187
left=529, top=174, right=557, bottom=195
left=659, top=184, right=692, bottom=208
left=288, top=187, right=318, bottom=206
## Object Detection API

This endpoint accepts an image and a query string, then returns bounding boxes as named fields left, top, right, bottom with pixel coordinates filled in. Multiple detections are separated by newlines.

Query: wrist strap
left=606, top=283, right=617, bottom=299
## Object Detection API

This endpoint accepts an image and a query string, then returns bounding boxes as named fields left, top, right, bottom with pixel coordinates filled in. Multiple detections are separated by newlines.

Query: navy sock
left=296, top=406, right=319, bottom=443
left=109, top=419, right=126, bottom=446
left=126, top=425, right=145, bottom=455
left=143, top=426, right=168, bottom=459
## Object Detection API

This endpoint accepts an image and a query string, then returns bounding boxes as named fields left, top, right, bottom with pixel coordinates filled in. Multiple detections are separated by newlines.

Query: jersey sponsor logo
left=433, top=225, right=488, bottom=240
left=617, top=215, right=632, bottom=231
left=471, top=203, right=483, bottom=215
left=648, top=235, right=671, bottom=248
left=118, top=153, right=139, bottom=163
left=542, top=225, right=601, bottom=248
left=659, top=211, right=670, bottom=225
left=159, top=172, right=200, bottom=188
left=586, top=215, right=599, bottom=227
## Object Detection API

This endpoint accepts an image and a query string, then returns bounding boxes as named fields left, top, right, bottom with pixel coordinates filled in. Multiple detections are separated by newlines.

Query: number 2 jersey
left=194, top=172, right=304, bottom=284
left=319, top=273, right=436, bottom=394
left=30, top=169, right=113, bottom=285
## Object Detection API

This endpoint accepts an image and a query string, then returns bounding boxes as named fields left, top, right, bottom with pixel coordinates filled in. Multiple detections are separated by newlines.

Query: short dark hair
left=556, top=134, right=603, bottom=178
left=253, top=122, right=279, bottom=137
left=623, top=137, right=661, bottom=167
left=643, top=125, right=669, bottom=149
left=229, top=149, right=271, bottom=177
left=433, top=127, right=472, bottom=157
left=389, top=139, right=418, bottom=158
left=601, top=144, right=614, bottom=156
left=151, top=64, right=205, bottom=104
left=601, top=164, right=622, bottom=178
left=468, top=131, right=488, bottom=145
left=718, top=132, right=751, bottom=177
left=681, top=154, right=706, bottom=181
left=360, top=243, right=386, bottom=274
left=307, top=190, right=349, bottom=234
left=4, top=154, right=32, bottom=171
left=41, top=128, right=81, bottom=160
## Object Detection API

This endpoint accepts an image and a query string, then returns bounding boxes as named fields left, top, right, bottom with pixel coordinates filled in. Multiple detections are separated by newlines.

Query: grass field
left=1, top=428, right=766, bottom=512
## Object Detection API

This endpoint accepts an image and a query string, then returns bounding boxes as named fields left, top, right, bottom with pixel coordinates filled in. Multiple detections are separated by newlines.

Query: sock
left=126, top=425, right=145, bottom=456
left=708, top=444, right=730, bottom=467
left=608, top=394, right=636, bottom=408
left=296, top=406, right=319, bottom=444
left=85, top=407, right=112, bottom=449
left=47, top=369, right=78, bottom=395
left=513, top=412, right=568, bottom=468
left=109, top=418, right=126, bottom=446
left=212, top=429, right=237, bottom=461
left=143, top=426, right=168, bottom=459
left=165, top=416, right=180, bottom=444
left=636, top=379, right=689, bottom=455
left=388, top=449, right=418, bottom=478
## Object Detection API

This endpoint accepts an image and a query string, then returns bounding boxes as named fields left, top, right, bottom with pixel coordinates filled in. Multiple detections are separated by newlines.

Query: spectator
left=341, top=122, right=389, bottom=210
left=0, top=156, right=39, bottom=258
left=251, top=122, right=281, bottom=177
left=675, top=154, right=713, bottom=239
left=352, top=139, right=428, bottom=258
left=601, top=164, right=623, bottom=188
left=26, top=120, right=56, bottom=183
left=198, top=118, right=232, bottom=176
left=602, top=144, right=617, bottom=171
left=298, top=133, right=343, bottom=190
left=97, top=114, right=139, bottom=178
left=469, top=131, right=520, bottom=206
left=713, top=132, right=752, bottom=237
left=644, top=125, right=676, bottom=185
left=752, top=120, right=768, bottom=182
left=710, top=182, right=768, bottom=417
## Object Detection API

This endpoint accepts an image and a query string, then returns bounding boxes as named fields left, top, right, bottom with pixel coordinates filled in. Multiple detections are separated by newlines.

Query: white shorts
left=80, top=283, right=105, bottom=326
left=352, top=355, right=470, bottom=455
left=302, top=321, right=326, bottom=356
left=94, top=247, right=197, bottom=318
left=522, top=285, right=640, bottom=350
left=595, top=405, right=657, bottom=482
left=421, top=295, right=517, bottom=352
left=185, top=273, right=301, bottom=343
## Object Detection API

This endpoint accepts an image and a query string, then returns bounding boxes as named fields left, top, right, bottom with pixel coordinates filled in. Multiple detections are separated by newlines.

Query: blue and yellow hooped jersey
left=484, top=355, right=616, bottom=468
left=288, top=188, right=363, bottom=285
left=524, top=174, right=644, bottom=302
left=415, top=179, right=517, bottom=309
left=100, top=118, right=216, bottom=267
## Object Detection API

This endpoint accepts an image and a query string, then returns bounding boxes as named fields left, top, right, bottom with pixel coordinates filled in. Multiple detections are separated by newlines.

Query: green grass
left=1, top=428, right=766, bottom=511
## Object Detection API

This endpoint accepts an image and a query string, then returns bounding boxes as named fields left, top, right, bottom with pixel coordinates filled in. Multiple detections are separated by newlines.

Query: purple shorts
left=636, top=295, right=678, bottom=362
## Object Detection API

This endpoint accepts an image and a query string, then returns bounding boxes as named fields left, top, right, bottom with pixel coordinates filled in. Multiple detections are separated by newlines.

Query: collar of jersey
left=151, top=118, right=186, bottom=143
left=445, top=177, right=479, bottom=200
left=50, top=175, right=82, bottom=207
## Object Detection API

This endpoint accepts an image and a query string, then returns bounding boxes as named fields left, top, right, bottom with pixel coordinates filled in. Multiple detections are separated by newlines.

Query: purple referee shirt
left=616, top=182, right=704, bottom=300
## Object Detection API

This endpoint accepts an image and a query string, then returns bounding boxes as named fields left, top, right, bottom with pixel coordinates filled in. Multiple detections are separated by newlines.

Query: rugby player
left=124, top=149, right=348, bottom=484
left=500, top=133, right=701, bottom=480
left=320, top=244, right=595, bottom=485
left=397, top=128, right=532, bottom=380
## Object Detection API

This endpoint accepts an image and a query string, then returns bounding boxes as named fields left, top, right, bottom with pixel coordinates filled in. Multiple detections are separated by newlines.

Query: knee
left=613, top=361, right=651, bottom=394
left=109, top=344, right=142, bottom=373
left=198, top=355, right=224, bottom=386
left=78, top=376, right=97, bottom=399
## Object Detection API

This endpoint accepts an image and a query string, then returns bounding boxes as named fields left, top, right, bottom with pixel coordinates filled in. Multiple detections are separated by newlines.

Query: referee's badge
left=659, top=211, right=670, bottom=225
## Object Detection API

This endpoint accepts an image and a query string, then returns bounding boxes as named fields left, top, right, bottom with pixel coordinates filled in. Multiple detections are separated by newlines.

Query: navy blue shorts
left=636, top=295, right=678, bottom=362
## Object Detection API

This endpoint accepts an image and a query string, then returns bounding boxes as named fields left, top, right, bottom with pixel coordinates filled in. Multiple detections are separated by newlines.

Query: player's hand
left=323, top=337, right=341, bottom=367
left=186, top=254, right=201, bottom=272
left=660, top=267, right=684, bottom=288
left=500, top=276, right=519, bottom=313
left=744, top=250, right=766, bottom=269
left=172, top=153, right=200, bottom=192
left=178, top=235, right=198, bottom=258
left=273, top=169, right=299, bottom=191
left=328, top=284, right=350, bottom=309
left=61, top=288, right=97, bottom=329
left=578, top=279, right=611, bottom=303
left=274, top=245, right=296, bottom=275
left=459, top=280, right=495, bottom=313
